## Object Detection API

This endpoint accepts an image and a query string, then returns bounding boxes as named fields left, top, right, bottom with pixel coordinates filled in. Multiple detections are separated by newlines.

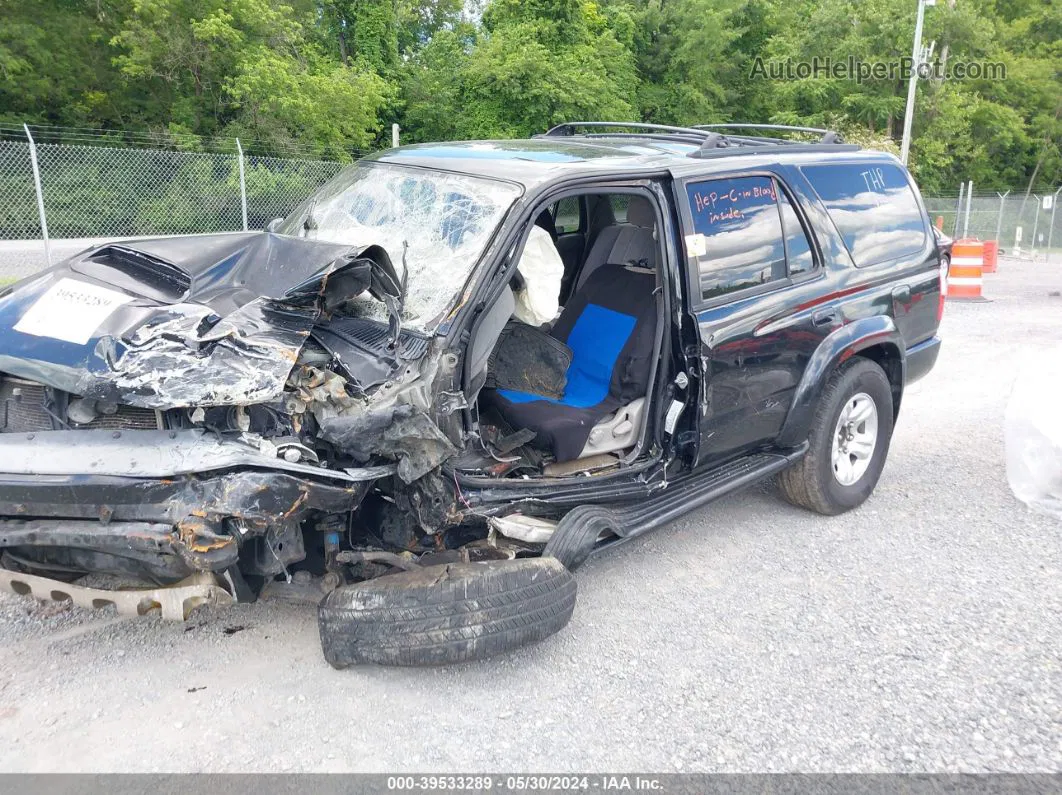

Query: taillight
left=937, top=257, right=948, bottom=321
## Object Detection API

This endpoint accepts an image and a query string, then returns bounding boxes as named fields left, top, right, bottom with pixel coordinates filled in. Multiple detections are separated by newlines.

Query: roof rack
left=687, top=123, right=858, bottom=158
left=541, top=121, right=859, bottom=159
left=693, top=123, right=845, bottom=145
left=542, top=121, right=715, bottom=146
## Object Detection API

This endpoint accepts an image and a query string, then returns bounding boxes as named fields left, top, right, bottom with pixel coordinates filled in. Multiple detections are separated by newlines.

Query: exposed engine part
left=66, top=397, right=97, bottom=425
left=1, top=376, right=164, bottom=433
left=335, top=549, right=421, bottom=571
left=242, top=522, right=306, bottom=578
left=393, top=473, right=459, bottom=534
left=489, top=513, right=558, bottom=544
left=259, top=569, right=338, bottom=605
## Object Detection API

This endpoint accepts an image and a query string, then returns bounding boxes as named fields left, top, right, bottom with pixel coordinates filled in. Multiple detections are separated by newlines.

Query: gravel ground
left=0, top=256, right=1060, bottom=773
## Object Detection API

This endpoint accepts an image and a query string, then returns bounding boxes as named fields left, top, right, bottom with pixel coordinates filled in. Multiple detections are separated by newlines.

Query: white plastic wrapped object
left=1005, top=349, right=1062, bottom=520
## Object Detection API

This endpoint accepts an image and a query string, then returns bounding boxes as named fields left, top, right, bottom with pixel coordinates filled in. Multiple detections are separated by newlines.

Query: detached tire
left=318, top=557, right=576, bottom=668
left=778, top=357, right=894, bottom=515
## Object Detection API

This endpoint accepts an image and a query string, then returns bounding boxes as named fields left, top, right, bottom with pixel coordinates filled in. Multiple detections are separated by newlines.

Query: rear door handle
left=813, top=309, right=837, bottom=326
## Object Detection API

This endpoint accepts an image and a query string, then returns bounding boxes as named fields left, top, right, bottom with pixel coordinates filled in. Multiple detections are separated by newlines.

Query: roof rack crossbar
left=544, top=121, right=714, bottom=140
left=577, top=131, right=710, bottom=146
left=693, top=123, right=844, bottom=144
left=540, top=120, right=856, bottom=158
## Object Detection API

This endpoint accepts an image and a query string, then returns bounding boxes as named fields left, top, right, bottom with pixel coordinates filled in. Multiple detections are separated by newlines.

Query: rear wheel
left=778, top=357, right=894, bottom=515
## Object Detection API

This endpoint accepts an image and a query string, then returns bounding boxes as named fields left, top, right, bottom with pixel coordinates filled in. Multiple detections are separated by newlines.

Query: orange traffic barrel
left=935, top=216, right=944, bottom=231
left=948, top=239, right=985, bottom=301
left=983, top=240, right=998, bottom=273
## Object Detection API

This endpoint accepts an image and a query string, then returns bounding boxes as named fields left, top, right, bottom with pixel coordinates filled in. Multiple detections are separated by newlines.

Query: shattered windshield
left=277, top=162, right=521, bottom=331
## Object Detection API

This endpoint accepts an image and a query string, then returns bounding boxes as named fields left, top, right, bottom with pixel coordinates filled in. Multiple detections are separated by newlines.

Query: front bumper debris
left=0, top=568, right=233, bottom=621
left=0, top=519, right=239, bottom=577
left=0, top=429, right=395, bottom=581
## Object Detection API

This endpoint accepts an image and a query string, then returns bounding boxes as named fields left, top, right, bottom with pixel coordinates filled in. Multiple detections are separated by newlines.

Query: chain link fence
left=0, top=126, right=349, bottom=248
left=0, top=140, right=42, bottom=239
left=924, top=187, right=1062, bottom=261
left=3, top=125, right=1061, bottom=267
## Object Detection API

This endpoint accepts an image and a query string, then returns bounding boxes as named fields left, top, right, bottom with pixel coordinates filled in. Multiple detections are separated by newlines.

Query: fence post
left=391, top=124, right=400, bottom=149
left=995, top=191, right=1009, bottom=243
left=962, top=180, right=973, bottom=238
left=953, top=181, right=965, bottom=237
left=23, top=124, right=51, bottom=266
left=1048, top=187, right=1061, bottom=266
left=1030, top=196, right=1040, bottom=260
left=235, top=138, right=248, bottom=232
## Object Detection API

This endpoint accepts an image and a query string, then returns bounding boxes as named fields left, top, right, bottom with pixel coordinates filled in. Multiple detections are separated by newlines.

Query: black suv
left=0, top=123, right=943, bottom=666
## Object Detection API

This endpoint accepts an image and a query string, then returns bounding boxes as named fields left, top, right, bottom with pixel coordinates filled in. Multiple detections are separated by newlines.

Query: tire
left=318, top=557, right=577, bottom=668
left=543, top=506, right=620, bottom=571
left=778, top=357, right=894, bottom=515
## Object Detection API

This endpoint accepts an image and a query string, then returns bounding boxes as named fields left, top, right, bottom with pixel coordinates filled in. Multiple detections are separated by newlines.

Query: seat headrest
left=626, top=196, right=655, bottom=230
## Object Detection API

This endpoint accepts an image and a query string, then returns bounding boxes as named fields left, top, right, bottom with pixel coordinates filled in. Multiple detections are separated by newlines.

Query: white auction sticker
left=14, top=278, right=132, bottom=345
left=684, top=233, right=707, bottom=258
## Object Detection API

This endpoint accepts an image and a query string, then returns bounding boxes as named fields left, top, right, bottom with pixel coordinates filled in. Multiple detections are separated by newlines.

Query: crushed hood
left=0, top=232, right=401, bottom=408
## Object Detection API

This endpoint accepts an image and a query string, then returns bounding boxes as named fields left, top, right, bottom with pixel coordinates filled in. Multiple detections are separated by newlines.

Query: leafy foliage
left=0, top=0, right=1058, bottom=190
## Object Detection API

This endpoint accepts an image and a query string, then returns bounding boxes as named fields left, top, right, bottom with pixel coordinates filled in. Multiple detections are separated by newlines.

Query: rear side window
left=684, top=175, right=815, bottom=303
left=801, top=163, right=926, bottom=267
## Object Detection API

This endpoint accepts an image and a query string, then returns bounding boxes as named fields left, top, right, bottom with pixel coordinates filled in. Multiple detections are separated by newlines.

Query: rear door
left=673, top=169, right=839, bottom=467
left=799, top=162, right=940, bottom=348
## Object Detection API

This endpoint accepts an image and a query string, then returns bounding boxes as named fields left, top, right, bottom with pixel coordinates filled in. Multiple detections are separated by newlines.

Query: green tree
left=404, top=0, right=638, bottom=139
left=110, top=0, right=388, bottom=152
left=0, top=0, right=137, bottom=127
left=0, top=0, right=1058, bottom=193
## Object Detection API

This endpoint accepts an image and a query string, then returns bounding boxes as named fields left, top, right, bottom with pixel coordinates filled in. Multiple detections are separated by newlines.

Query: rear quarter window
left=801, top=163, right=926, bottom=267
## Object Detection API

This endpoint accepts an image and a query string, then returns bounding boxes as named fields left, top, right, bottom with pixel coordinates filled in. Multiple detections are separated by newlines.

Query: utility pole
left=900, top=0, right=935, bottom=165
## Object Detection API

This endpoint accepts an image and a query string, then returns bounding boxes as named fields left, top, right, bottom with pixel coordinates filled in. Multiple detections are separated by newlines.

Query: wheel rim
left=830, top=392, right=878, bottom=486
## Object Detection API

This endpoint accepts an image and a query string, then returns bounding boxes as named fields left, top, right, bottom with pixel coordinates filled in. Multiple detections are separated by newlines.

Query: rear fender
left=776, top=316, right=905, bottom=448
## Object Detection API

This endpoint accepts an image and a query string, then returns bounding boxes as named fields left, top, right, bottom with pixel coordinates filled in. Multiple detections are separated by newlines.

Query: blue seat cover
left=497, top=303, right=637, bottom=408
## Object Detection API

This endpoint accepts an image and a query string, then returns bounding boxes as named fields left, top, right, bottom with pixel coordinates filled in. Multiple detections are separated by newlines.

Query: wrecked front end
left=0, top=231, right=485, bottom=610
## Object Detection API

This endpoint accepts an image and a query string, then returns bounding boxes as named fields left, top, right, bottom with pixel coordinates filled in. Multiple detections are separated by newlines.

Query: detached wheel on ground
left=318, top=557, right=577, bottom=668
left=779, top=357, right=894, bottom=515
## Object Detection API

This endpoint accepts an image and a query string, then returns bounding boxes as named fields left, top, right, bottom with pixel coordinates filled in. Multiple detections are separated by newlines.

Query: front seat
left=575, top=195, right=658, bottom=293
left=482, top=261, right=658, bottom=462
